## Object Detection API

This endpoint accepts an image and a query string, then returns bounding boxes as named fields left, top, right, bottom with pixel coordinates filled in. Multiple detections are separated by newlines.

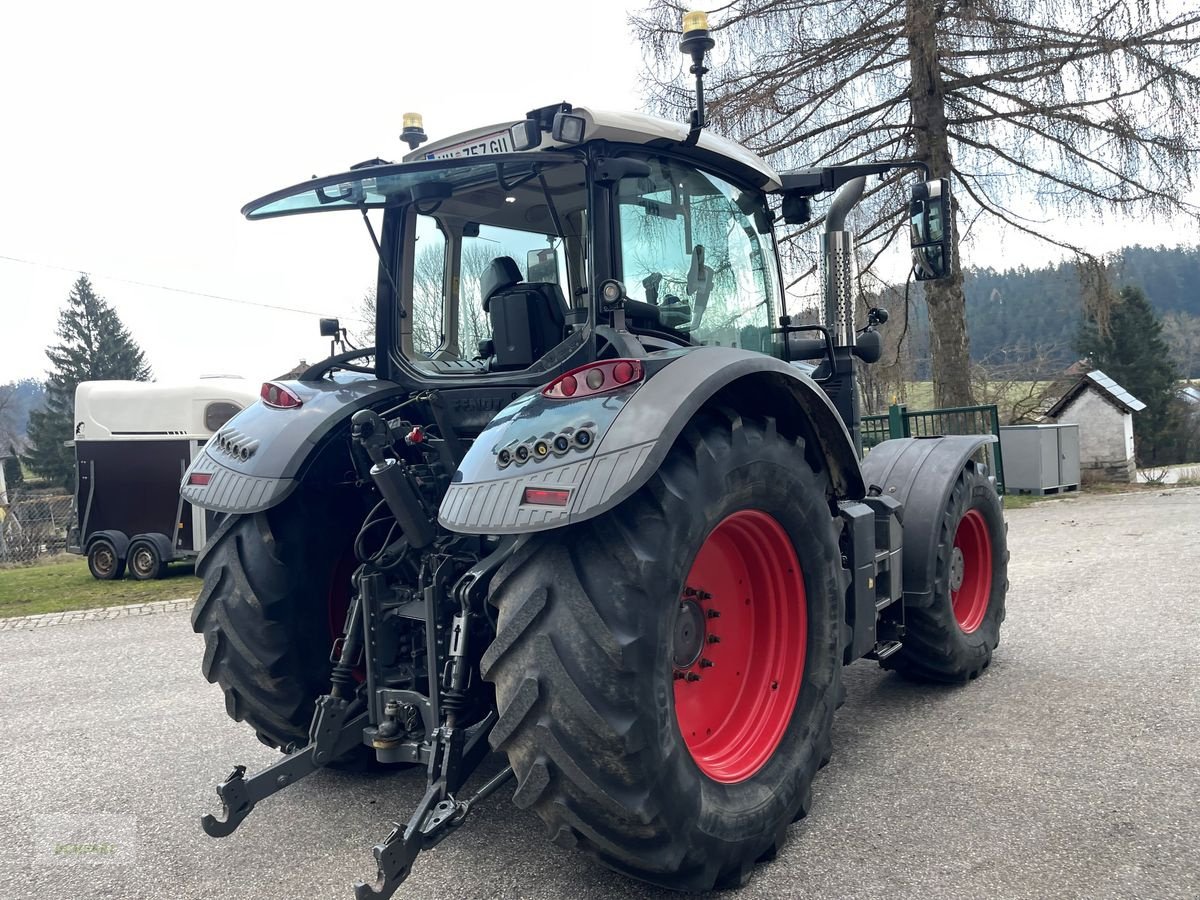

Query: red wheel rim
left=950, top=509, right=992, bottom=633
left=672, top=510, right=807, bottom=784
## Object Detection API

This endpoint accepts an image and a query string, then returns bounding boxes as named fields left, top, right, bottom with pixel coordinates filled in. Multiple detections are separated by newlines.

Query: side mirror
left=909, top=177, right=953, bottom=281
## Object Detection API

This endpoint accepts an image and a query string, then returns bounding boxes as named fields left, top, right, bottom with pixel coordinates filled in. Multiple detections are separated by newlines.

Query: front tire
left=885, top=462, right=1008, bottom=682
left=483, top=410, right=845, bottom=890
left=191, top=494, right=358, bottom=750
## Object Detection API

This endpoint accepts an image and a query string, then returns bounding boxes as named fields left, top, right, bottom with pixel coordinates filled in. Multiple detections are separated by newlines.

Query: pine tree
left=24, top=275, right=152, bottom=488
left=1077, top=286, right=1181, bottom=465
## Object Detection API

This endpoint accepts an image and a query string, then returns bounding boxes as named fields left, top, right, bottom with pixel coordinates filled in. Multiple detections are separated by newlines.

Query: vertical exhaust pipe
left=822, top=176, right=867, bottom=348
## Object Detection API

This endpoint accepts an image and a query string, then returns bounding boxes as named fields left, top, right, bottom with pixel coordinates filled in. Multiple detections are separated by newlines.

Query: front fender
left=861, top=435, right=998, bottom=604
left=439, top=346, right=866, bottom=535
left=181, top=377, right=403, bottom=514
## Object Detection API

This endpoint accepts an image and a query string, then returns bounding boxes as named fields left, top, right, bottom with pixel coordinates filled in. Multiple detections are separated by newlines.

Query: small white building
left=1046, top=370, right=1146, bottom=482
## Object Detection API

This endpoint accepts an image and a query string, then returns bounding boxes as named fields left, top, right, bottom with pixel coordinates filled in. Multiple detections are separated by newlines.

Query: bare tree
left=633, top=1, right=1200, bottom=405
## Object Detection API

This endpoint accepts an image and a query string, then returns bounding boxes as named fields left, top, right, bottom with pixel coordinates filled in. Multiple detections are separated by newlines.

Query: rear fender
left=861, top=435, right=997, bottom=604
left=181, top=377, right=403, bottom=514
left=439, top=346, right=866, bottom=535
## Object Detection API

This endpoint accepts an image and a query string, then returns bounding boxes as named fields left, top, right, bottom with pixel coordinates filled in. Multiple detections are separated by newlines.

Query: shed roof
left=1046, top=369, right=1146, bottom=418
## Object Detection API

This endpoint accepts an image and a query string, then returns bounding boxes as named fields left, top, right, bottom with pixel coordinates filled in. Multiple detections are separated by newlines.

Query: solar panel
left=1087, top=370, right=1147, bottom=412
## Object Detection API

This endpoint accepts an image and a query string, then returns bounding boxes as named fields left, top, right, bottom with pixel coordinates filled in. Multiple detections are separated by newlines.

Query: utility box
left=999, top=424, right=1080, bottom=495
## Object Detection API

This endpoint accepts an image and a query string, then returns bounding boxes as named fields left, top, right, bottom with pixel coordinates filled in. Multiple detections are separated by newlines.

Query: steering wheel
left=299, top=347, right=376, bottom=381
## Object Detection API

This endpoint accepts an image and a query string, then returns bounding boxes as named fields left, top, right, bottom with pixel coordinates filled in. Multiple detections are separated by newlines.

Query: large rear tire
left=885, top=462, right=1008, bottom=682
left=483, top=410, right=845, bottom=890
left=191, top=494, right=358, bottom=750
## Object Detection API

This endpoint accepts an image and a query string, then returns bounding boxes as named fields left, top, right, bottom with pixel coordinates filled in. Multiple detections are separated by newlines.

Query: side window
left=410, top=215, right=447, bottom=355
left=204, top=401, right=242, bottom=432
left=617, top=159, right=777, bottom=351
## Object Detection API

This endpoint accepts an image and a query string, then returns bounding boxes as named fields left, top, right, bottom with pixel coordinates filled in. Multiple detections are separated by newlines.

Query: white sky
left=1, top=0, right=1196, bottom=385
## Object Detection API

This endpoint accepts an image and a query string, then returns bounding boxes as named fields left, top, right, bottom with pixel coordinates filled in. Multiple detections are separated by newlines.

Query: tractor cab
left=244, top=103, right=787, bottom=388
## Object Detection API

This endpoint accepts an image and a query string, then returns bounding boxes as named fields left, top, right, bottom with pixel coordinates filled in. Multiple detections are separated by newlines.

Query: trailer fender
left=439, top=346, right=865, bottom=535
left=130, top=532, right=176, bottom=564
left=180, top=377, right=403, bottom=514
left=87, top=529, right=130, bottom=560
left=860, top=435, right=997, bottom=605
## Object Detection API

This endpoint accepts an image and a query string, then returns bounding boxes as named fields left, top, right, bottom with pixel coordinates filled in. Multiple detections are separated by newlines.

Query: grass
left=0, top=556, right=201, bottom=619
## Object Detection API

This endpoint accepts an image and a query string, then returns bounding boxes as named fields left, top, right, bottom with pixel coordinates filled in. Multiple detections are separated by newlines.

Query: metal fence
left=862, top=403, right=1006, bottom=494
left=0, top=490, right=73, bottom=565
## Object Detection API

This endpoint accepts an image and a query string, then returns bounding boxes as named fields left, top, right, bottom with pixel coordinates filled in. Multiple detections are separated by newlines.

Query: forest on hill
left=962, top=244, right=1200, bottom=376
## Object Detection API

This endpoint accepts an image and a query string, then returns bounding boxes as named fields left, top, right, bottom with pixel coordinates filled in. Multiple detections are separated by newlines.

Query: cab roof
left=406, top=106, right=784, bottom=192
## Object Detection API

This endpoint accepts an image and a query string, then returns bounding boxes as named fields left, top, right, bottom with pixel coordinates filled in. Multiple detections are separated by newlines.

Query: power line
left=0, top=253, right=370, bottom=323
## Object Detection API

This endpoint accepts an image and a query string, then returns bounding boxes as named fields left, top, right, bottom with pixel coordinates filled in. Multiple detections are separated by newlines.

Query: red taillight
left=261, top=381, right=303, bottom=409
left=542, top=359, right=644, bottom=400
left=522, top=487, right=571, bottom=507
left=188, top=472, right=212, bottom=486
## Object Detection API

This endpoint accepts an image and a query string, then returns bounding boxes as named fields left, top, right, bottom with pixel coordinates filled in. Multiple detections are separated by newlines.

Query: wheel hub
left=672, top=599, right=706, bottom=669
left=949, top=546, right=965, bottom=591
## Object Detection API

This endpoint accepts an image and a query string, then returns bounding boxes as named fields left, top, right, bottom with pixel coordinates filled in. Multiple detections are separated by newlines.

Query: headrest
left=481, top=257, right=523, bottom=310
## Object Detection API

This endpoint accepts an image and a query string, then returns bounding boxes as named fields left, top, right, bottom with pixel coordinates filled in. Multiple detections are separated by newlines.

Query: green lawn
left=0, top=556, right=201, bottom=619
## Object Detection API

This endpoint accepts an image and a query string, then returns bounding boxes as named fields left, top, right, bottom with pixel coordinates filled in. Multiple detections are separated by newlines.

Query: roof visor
left=241, top=153, right=582, bottom=220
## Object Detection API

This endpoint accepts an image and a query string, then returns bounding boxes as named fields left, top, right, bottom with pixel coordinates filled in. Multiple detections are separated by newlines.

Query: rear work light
left=261, top=381, right=303, bottom=409
left=542, top=359, right=644, bottom=400
left=522, top=487, right=571, bottom=507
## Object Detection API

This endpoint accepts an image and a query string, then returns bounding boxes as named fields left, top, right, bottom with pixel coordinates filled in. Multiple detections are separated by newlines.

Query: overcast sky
left=1, top=0, right=1196, bottom=386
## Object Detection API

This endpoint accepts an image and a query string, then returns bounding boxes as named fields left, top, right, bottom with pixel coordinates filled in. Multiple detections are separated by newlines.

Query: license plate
left=426, top=129, right=513, bottom=160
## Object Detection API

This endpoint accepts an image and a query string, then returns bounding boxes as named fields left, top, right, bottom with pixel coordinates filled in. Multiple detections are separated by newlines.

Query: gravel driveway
left=1, top=487, right=1197, bottom=900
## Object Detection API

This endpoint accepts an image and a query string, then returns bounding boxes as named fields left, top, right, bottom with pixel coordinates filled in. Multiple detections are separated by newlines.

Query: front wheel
left=482, top=410, right=845, bottom=890
left=885, top=462, right=1008, bottom=682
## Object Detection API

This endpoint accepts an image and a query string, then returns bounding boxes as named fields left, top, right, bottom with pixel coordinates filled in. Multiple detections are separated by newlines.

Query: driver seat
left=481, top=256, right=568, bottom=369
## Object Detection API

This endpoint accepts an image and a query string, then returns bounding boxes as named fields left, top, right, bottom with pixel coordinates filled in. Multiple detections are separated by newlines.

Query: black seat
left=481, top=256, right=568, bottom=369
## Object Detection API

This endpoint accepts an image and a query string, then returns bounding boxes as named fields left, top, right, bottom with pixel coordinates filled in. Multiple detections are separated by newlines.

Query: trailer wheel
left=483, top=410, right=844, bottom=890
left=128, top=539, right=168, bottom=580
left=191, top=495, right=360, bottom=750
left=87, top=538, right=125, bottom=581
left=886, top=463, right=1008, bottom=682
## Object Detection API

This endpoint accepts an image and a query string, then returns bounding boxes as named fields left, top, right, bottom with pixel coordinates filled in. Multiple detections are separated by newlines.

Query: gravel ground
left=0, top=487, right=1196, bottom=900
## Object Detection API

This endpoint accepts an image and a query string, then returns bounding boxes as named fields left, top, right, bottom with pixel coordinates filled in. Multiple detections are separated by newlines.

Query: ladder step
left=866, top=640, right=902, bottom=661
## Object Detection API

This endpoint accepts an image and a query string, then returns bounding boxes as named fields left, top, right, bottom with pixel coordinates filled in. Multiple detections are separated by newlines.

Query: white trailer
left=68, top=378, right=261, bottom=579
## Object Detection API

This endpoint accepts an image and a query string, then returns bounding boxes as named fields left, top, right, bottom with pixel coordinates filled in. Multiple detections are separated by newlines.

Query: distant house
left=1046, top=370, right=1146, bottom=482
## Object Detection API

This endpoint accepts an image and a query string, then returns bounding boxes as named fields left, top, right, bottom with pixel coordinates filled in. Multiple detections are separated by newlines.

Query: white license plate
left=426, top=129, right=513, bottom=160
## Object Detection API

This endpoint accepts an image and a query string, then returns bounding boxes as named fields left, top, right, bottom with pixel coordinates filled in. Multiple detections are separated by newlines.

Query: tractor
left=184, top=12, right=1007, bottom=898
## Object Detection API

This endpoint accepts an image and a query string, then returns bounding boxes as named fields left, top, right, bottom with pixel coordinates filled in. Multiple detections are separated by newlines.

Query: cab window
left=617, top=158, right=778, bottom=351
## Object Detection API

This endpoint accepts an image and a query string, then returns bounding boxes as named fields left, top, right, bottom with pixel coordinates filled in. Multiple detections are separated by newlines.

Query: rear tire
left=128, top=539, right=168, bottom=580
left=483, top=410, right=845, bottom=890
left=191, top=494, right=358, bottom=750
left=87, top=538, right=125, bottom=581
left=885, top=462, right=1008, bottom=682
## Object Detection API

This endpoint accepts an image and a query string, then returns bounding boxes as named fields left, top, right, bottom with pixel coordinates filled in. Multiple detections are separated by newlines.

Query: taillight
left=261, top=382, right=303, bottom=409
left=188, top=472, right=212, bottom=486
left=542, top=359, right=644, bottom=400
left=521, top=487, right=571, bottom=507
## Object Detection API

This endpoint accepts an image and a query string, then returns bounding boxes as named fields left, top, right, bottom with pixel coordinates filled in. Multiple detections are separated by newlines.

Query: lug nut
left=673, top=671, right=685, bottom=681
left=685, top=673, right=701, bottom=682
left=707, top=635, right=721, bottom=644
left=700, top=658, right=714, bottom=668
left=707, top=609, right=721, bottom=619
left=698, top=591, right=712, bottom=600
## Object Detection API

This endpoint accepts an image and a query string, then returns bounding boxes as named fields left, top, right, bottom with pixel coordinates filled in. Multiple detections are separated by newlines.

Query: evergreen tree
left=1076, top=286, right=1181, bottom=465
left=3, top=449, right=22, bottom=490
left=24, top=275, right=151, bottom=488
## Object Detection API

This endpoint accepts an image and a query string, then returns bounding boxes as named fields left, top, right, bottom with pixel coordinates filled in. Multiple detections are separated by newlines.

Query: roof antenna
left=679, top=10, right=715, bottom=147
